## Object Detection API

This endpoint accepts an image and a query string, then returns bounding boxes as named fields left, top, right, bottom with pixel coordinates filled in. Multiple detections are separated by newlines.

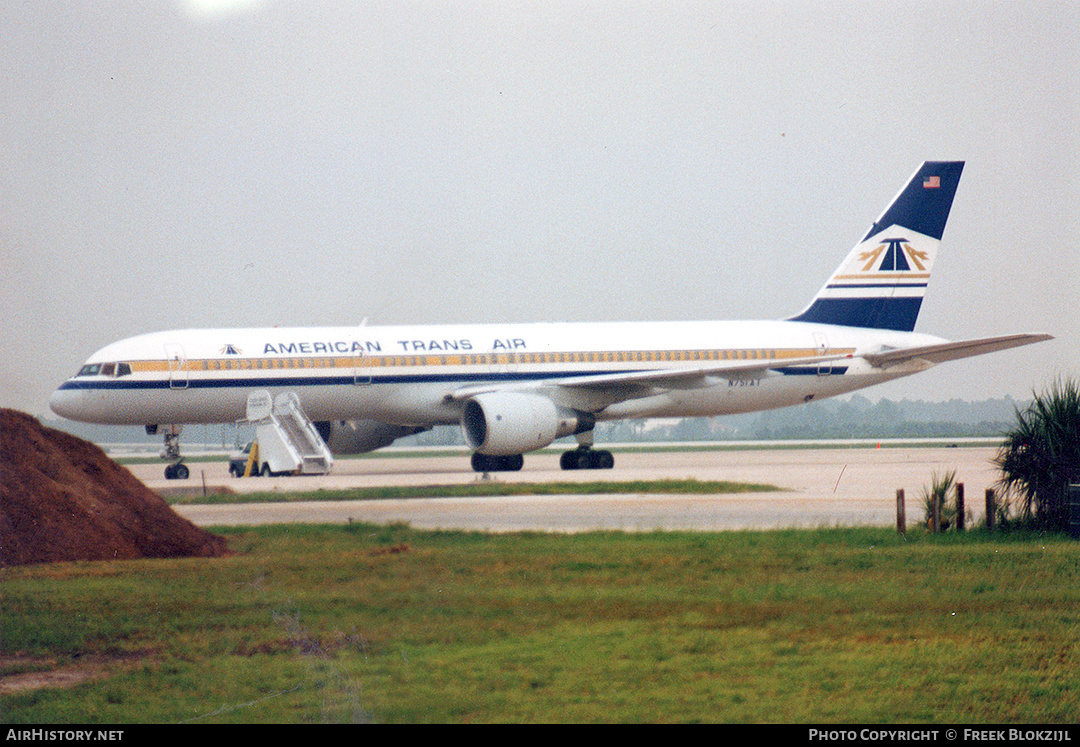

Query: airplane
left=50, top=161, right=1052, bottom=478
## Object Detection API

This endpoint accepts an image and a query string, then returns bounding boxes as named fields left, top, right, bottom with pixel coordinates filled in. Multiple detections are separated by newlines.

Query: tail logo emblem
left=858, top=238, right=928, bottom=272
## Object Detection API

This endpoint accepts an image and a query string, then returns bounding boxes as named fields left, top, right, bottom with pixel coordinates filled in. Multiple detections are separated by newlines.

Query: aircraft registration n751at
left=51, top=161, right=1052, bottom=478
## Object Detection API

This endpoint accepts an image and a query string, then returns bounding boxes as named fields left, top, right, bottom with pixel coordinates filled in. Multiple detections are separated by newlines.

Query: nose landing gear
left=149, top=424, right=190, bottom=480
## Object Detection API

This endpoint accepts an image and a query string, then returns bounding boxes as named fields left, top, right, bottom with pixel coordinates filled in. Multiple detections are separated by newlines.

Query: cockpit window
left=75, top=362, right=132, bottom=377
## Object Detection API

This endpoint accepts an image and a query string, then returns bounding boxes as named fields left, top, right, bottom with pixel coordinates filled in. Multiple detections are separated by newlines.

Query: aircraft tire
left=471, top=453, right=524, bottom=472
left=594, top=450, right=614, bottom=469
left=165, top=463, right=190, bottom=480
left=560, top=449, right=614, bottom=470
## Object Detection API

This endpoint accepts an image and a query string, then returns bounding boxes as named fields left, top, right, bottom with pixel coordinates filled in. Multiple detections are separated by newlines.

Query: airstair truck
left=243, top=390, right=334, bottom=477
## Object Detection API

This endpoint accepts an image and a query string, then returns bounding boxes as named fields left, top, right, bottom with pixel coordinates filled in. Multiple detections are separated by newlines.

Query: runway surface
left=130, top=444, right=1005, bottom=533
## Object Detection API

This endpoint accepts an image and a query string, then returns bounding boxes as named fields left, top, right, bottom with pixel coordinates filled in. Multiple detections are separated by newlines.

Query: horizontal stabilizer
left=863, top=334, right=1053, bottom=368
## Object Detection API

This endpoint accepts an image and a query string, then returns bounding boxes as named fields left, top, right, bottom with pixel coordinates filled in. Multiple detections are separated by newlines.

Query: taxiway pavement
left=129, top=445, right=1005, bottom=533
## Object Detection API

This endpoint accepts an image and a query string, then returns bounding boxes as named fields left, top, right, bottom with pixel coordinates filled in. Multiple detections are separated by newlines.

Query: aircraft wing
left=553, top=353, right=854, bottom=391
left=862, top=334, right=1053, bottom=368
left=444, top=333, right=1053, bottom=408
left=446, top=353, right=854, bottom=405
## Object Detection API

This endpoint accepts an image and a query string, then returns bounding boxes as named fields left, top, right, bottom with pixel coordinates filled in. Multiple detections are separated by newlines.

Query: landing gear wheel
left=471, top=453, right=524, bottom=472
left=560, top=448, right=614, bottom=470
left=164, top=462, right=190, bottom=480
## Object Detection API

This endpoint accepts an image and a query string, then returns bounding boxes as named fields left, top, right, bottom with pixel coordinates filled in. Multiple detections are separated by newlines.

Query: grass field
left=164, top=477, right=782, bottom=505
left=3, top=523, right=1079, bottom=724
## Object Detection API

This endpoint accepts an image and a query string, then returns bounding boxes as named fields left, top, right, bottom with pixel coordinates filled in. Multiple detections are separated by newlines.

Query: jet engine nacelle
left=317, top=420, right=430, bottom=455
left=461, top=392, right=594, bottom=456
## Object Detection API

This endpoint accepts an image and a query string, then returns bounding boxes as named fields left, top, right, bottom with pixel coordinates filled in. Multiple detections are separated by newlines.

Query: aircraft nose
left=49, top=385, right=87, bottom=421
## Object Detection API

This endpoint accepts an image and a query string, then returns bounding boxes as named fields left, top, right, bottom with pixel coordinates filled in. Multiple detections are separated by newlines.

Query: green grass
left=3, top=525, right=1079, bottom=723
left=165, top=478, right=781, bottom=505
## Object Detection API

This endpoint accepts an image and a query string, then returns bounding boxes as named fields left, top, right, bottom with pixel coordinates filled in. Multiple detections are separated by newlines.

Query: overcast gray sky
left=3, top=0, right=1077, bottom=417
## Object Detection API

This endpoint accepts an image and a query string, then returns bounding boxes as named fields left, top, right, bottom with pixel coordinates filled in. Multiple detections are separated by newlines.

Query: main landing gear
left=471, top=453, right=524, bottom=472
left=468, top=432, right=616, bottom=473
left=148, top=424, right=190, bottom=480
left=559, top=429, right=614, bottom=471
left=468, top=448, right=614, bottom=472
left=559, top=446, right=614, bottom=470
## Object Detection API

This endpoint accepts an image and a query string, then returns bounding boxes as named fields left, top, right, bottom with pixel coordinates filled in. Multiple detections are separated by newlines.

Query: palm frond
left=994, top=378, right=1080, bottom=530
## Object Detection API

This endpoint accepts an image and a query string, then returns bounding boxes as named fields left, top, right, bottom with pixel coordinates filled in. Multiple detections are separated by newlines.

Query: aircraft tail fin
left=789, top=161, right=965, bottom=331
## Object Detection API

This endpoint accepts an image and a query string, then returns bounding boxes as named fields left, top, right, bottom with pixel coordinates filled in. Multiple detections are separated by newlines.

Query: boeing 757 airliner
left=50, top=162, right=1052, bottom=477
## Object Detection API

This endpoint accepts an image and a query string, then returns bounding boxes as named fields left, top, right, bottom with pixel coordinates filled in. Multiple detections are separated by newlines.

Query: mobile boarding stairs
left=242, top=390, right=334, bottom=477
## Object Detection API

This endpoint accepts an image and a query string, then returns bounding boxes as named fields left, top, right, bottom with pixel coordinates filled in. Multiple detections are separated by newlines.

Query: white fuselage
left=49, top=318, right=944, bottom=428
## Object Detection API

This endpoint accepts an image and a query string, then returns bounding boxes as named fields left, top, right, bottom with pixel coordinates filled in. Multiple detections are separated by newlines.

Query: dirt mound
left=0, top=409, right=229, bottom=566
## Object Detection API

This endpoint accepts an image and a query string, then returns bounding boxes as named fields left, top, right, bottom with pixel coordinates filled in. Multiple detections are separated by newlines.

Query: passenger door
left=164, top=343, right=189, bottom=389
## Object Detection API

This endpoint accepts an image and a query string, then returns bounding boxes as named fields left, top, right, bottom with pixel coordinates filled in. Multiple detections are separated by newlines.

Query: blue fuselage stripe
left=58, top=364, right=842, bottom=392
left=772, top=366, right=850, bottom=376
left=826, top=283, right=928, bottom=289
left=57, top=369, right=635, bottom=391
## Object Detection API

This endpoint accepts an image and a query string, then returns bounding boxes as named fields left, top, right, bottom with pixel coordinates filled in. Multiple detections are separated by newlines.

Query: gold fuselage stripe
left=114, top=347, right=853, bottom=375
